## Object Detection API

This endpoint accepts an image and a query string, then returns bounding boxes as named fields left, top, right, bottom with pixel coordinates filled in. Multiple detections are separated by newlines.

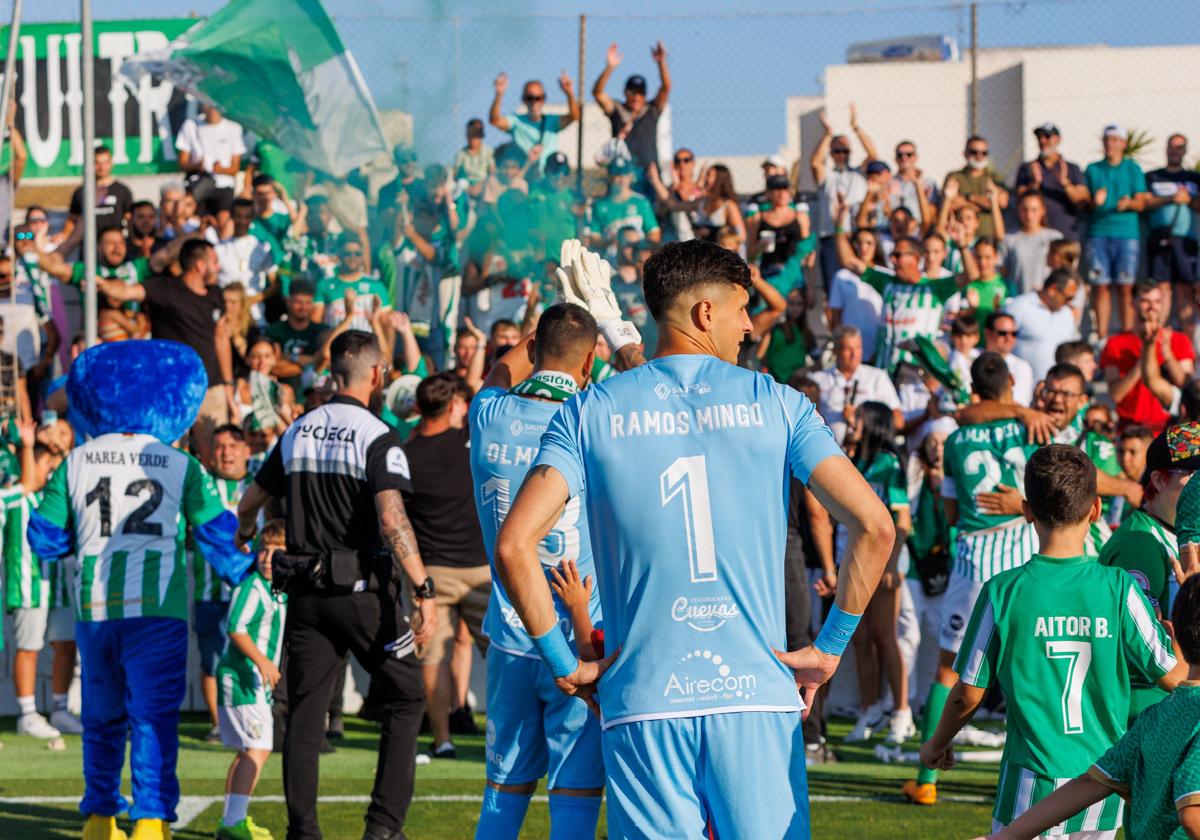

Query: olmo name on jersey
left=485, top=443, right=537, bottom=467
left=609, top=402, right=765, bottom=439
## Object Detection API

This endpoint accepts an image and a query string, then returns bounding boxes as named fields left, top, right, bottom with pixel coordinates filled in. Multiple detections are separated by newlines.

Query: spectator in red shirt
left=1101, top=280, right=1195, bottom=432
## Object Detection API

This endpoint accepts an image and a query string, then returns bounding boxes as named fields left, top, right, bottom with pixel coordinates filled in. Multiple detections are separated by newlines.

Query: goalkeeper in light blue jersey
left=469, top=302, right=625, bottom=840
left=495, top=239, right=896, bottom=839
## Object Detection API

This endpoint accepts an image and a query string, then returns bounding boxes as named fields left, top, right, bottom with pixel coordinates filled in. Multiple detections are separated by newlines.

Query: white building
left=786, top=43, right=1200, bottom=191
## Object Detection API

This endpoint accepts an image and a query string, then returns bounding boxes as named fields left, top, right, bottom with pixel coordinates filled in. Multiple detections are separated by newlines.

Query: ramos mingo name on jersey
left=83, top=450, right=171, bottom=468
left=609, top=402, right=766, bottom=438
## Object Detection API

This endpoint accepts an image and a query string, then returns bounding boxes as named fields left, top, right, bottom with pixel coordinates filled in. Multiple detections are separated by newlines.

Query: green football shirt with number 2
left=36, top=432, right=229, bottom=622
left=955, top=554, right=1176, bottom=833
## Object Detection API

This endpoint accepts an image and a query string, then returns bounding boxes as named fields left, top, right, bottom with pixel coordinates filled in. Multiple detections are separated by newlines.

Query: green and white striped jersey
left=216, top=572, right=287, bottom=706
left=36, top=433, right=229, bottom=622
left=860, top=267, right=960, bottom=373
left=942, top=418, right=1036, bottom=535
left=955, top=554, right=1176, bottom=833
left=2, top=487, right=70, bottom=611
left=191, top=475, right=249, bottom=603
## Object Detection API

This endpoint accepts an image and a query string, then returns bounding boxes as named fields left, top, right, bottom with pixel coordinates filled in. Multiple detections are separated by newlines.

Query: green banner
left=1, top=18, right=198, bottom=179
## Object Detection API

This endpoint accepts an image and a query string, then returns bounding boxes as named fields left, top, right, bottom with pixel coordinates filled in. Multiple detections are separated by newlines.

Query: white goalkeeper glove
left=554, top=239, right=642, bottom=351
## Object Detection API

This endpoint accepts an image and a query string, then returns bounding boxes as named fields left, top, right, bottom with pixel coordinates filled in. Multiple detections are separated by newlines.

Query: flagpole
left=2, top=0, right=22, bottom=419
left=81, top=0, right=97, bottom=346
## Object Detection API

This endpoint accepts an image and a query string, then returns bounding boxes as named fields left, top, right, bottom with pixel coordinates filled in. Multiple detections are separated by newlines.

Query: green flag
left=123, top=0, right=389, bottom=177
left=899, top=336, right=970, bottom=406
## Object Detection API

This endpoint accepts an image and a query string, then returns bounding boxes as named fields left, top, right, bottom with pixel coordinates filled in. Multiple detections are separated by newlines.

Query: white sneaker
left=954, top=723, right=1007, bottom=748
left=884, top=708, right=916, bottom=745
left=845, top=702, right=885, bottom=743
left=16, top=712, right=61, bottom=739
left=49, top=710, right=83, bottom=735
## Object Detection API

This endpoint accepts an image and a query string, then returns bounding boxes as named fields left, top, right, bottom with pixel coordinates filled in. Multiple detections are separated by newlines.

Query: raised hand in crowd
left=606, top=42, right=622, bottom=68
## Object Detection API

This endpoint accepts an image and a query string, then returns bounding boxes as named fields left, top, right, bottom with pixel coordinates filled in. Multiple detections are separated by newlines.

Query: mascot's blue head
left=67, top=340, right=209, bottom=443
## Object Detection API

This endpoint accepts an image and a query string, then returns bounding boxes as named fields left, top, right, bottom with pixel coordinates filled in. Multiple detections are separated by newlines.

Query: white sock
left=52, top=693, right=68, bottom=713
left=223, top=793, right=251, bottom=827
left=16, top=695, right=36, bottom=717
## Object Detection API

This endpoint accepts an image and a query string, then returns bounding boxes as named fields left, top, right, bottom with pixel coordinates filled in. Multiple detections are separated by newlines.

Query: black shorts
left=1149, top=234, right=1198, bottom=284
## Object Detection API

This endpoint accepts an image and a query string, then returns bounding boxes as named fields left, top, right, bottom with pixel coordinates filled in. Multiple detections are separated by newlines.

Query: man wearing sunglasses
left=944, top=135, right=1009, bottom=239
left=809, top=105, right=877, bottom=291
left=889, top=141, right=937, bottom=233
left=312, top=233, right=392, bottom=333
left=490, top=71, right=580, bottom=176
left=983, top=312, right=1035, bottom=406
left=593, top=41, right=671, bottom=189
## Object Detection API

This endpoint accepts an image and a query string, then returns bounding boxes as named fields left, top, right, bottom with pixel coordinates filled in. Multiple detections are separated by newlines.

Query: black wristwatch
left=414, top=576, right=436, bottom=600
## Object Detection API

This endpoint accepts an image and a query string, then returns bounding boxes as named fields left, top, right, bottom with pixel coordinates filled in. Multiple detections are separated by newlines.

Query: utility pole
left=82, top=0, right=97, bottom=346
left=970, top=2, right=979, bottom=137
left=576, top=14, right=586, bottom=197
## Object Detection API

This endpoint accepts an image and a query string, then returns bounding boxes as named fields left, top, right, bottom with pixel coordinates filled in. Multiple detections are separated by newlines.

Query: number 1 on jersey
left=660, top=455, right=717, bottom=583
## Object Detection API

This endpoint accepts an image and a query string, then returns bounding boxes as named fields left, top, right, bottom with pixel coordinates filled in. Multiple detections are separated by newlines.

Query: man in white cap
left=1085, top=124, right=1151, bottom=339
left=749, top=154, right=789, bottom=206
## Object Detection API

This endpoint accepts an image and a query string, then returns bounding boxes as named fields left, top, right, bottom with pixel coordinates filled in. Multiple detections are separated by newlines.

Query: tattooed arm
left=376, top=488, right=437, bottom=645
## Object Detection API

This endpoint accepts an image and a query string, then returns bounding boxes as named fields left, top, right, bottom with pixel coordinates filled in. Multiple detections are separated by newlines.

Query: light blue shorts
left=484, top=647, right=604, bottom=790
left=603, top=711, right=810, bottom=840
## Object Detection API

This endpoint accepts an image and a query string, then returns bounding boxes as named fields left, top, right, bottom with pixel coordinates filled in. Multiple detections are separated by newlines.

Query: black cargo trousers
left=281, top=569, right=423, bottom=840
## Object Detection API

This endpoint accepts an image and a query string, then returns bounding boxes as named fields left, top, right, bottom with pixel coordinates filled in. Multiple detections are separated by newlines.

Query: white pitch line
left=0, top=792, right=994, bottom=829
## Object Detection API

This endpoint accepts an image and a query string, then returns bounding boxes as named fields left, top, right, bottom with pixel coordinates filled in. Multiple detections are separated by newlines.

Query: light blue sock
left=548, top=794, right=602, bottom=840
left=474, top=787, right=531, bottom=840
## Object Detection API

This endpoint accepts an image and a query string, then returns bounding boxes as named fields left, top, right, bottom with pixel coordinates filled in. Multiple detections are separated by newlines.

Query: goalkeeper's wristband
left=814, top=603, right=862, bottom=657
left=598, top=318, right=642, bottom=352
left=531, top=625, right=577, bottom=679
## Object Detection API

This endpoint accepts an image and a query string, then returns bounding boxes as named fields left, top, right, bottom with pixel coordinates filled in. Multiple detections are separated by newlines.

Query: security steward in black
left=237, top=331, right=438, bottom=840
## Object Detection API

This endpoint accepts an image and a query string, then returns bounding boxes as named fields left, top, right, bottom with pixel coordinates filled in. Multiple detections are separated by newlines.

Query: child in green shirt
left=961, top=237, right=1008, bottom=324
left=980, top=566, right=1200, bottom=840
left=215, top=519, right=288, bottom=840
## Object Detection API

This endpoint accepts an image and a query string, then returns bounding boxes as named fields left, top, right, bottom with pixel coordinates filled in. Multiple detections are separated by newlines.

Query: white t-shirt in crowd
left=216, top=234, right=275, bottom=324
left=948, top=346, right=980, bottom=395
left=175, top=115, right=248, bottom=189
left=811, top=363, right=902, bottom=444
left=1003, top=228, right=1063, bottom=296
left=1001, top=350, right=1036, bottom=406
left=1004, top=291, right=1079, bottom=382
left=815, top=166, right=868, bottom=238
left=827, top=268, right=882, bottom=361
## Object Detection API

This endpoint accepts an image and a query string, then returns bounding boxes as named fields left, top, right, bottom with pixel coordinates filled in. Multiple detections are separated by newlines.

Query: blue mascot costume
left=28, top=340, right=254, bottom=840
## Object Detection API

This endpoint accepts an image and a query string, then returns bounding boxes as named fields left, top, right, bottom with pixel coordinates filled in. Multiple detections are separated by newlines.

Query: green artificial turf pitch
left=0, top=714, right=1018, bottom=839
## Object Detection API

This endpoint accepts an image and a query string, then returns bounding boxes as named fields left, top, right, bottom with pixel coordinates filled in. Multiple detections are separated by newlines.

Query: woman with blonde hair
left=692, top=164, right=745, bottom=245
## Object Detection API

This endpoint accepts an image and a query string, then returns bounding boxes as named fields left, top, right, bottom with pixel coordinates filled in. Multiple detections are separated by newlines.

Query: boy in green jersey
left=978, top=569, right=1200, bottom=840
left=1101, top=423, right=1200, bottom=720
left=905, top=352, right=1040, bottom=806
left=3, top=432, right=80, bottom=739
left=921, top=444, right=1181, bottom=838
left=215, top=519, right=288, bottom=840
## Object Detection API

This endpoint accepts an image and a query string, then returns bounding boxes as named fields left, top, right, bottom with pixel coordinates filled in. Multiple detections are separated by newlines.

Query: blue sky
left=11, top=0, right=1197, bottom=158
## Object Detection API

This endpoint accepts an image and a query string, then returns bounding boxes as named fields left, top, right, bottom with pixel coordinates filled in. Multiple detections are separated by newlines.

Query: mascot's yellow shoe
left=83, top=815, right=128, bottom=840
left=901, top=779, right=938, bottom=805
left=130, top=819, right=172, bottom=840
